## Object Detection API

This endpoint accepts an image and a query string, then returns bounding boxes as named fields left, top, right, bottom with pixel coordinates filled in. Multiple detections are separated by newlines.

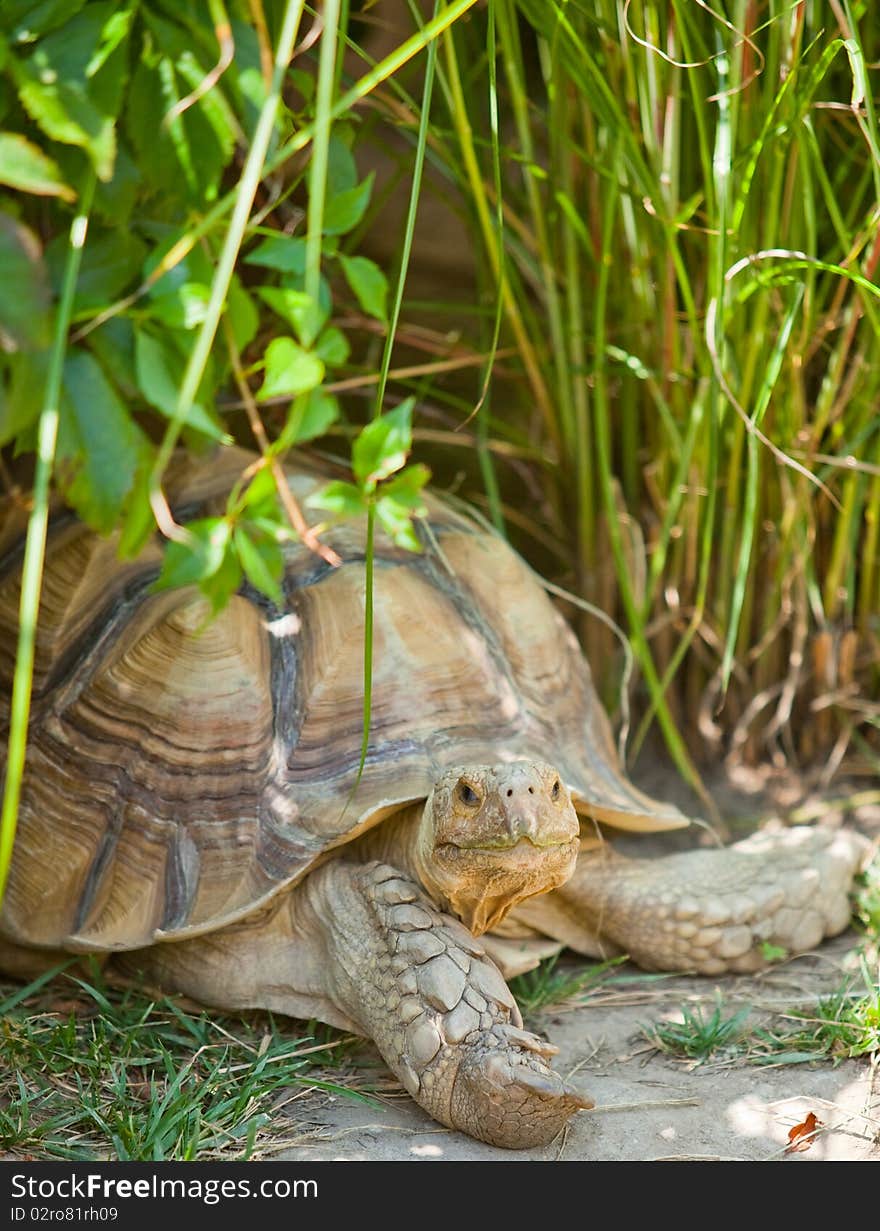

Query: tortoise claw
left=493, top=1022, right=560, bottom=1058
left=450, top=1030, right=593, bottom=1148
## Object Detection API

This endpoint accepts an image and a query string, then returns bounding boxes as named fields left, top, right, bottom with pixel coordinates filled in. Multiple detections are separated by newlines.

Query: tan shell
left=0, top=450, right=688, bottom=954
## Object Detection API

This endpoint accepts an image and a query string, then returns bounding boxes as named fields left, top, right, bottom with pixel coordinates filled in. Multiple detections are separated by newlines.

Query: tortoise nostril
left=506, top=789, right=513, bottom=797
left=528, top=786, right=534, bottom=794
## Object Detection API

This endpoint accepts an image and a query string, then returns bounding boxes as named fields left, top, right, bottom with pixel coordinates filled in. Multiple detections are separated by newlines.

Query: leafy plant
left=0, top=0, right=474, bottom=905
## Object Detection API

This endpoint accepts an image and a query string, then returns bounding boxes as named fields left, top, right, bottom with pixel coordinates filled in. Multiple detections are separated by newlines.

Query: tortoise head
left=414, top=761, right=580, bottom=935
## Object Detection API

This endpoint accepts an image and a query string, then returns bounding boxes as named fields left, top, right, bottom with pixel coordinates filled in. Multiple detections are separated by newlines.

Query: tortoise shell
left=0, top=450, right=688, bottom=954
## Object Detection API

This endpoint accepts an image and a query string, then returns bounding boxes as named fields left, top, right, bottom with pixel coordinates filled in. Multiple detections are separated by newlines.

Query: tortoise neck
left=351, top=804, right=433, bottom=893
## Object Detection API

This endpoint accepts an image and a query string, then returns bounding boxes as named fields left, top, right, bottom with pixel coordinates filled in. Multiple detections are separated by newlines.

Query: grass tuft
left=751, top=956, right=879, bottom=1065
left=510, top=953, right=628, bottom=1016
left=642, top=992, right=752, bottom=1061
left=0, top=970, right=369, bottom=1161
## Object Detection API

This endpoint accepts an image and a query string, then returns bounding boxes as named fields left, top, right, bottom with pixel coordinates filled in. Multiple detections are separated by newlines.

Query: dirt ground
left=275, top=934, right=878, bottom=1162
left=277, top=762, right=880, bottom=1164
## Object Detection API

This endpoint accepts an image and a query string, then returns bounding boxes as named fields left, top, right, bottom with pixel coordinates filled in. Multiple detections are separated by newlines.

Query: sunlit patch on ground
left=725, top=1078, right=880, bottom=1161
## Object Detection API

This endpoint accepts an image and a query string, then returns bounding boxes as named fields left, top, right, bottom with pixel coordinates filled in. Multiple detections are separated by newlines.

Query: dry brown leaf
left=785, top=1111, right=822, bottom=1153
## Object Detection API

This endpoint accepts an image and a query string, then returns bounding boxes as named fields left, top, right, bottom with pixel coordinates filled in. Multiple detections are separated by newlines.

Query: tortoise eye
left=457, top=781, right=481, bottom=807
left=551, top=779, right=561, bottom=800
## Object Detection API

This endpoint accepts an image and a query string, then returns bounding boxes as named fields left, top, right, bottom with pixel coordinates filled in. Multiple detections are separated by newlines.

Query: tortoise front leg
left=301, top=858, right=591, bottom=1148
left=518, top=826, right=869, bottom=974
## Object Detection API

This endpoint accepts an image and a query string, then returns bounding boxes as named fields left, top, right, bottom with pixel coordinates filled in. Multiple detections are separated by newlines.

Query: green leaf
left=227, top=275, right=259, bottom=351
left=307, top=480, right=368, bottom=520
left=198, top=543, right=243, bottom=615
left=6, top=0, right=88, bottom=42
left=257, top=337, right=325, bottom=401
left=58, top=349, right=149, bottom=533
left=0, top=214, right=51, bottom=351
left=21, top=2, right=133, bottom=130
left=173, top=50, right=237, bottom=164
left=155, top=57, right=198, bottom=198
left=117, top=461, right=156, bottom=560
left=233, top=525, right=283, bottom=605
left=0, top=349, right=48, bottom=445
left=314, top=326, right=350, bottom=367
left=274, top=389, right=339, bottom=451
left=15, top=3, right=134, bottom=182
left=143, top=230, right=214, bottom=296
left=338, top=253, right=388, bottom=321
left=134, top=328, right=231, bottom=443
left=125, top=52, right=225, bottom=204
left=152, top=518, right=232, bottom=591
left=287, top=67, right=315, bottom=105
left=27, top=2, right=124, bottom=82
left=322, top=173, right=374, bottom=236
left=327, top=134, right=358, bottom=192
left=281, top=270, right=333, bottom=322
left=46, top=226, right=146, bottom=312
left=351, top=399, right=416, bottom=492
left=83, top=28, right=131, bottom=123
left=381, top=463, right=431, bottom=506
left=16, top=67, right=116, bottom=181
left=238, top=64, right=272, bottom=117
left=374, top=464, right=430, bottom=552
left=0, top=132, right=75, bottom=200
left=135, top=11, right=232, bottom=201
left=244, top=236, right=306, bottom=273
left=376, top=496, right=423, bottom=553
left=86, top=139, right=140, bottom=224
left=86, top=315, right=137, bottom=397
left=84, top=7, right=135, bottom=77
left=147, top=282, right=211, bottom=330
left=241, top=465, right=280, bottom=519
left=256, top=286, right=328, bottom=347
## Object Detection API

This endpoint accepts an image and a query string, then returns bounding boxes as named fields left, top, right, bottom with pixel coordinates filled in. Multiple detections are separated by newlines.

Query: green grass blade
left=304, top=0, right=342, bottom=305
left=354, top=2, right=441, bottom=798
left=0, top=171, right=97, bottom=909
left=720, top=285, right=805, bottom=691
left=0, top=962, right=76, bottom=1014
left=592, top=138, right=709, bottom=810
left=474, top=0, right=506, bottom=535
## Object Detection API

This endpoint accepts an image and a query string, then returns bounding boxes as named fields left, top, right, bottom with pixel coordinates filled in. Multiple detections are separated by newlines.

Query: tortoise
left=0, top=449, right=866, bottom=1149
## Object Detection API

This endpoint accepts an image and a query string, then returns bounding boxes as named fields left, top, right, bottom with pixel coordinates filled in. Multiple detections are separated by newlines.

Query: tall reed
left=375, top=0, right=880, bottom=787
